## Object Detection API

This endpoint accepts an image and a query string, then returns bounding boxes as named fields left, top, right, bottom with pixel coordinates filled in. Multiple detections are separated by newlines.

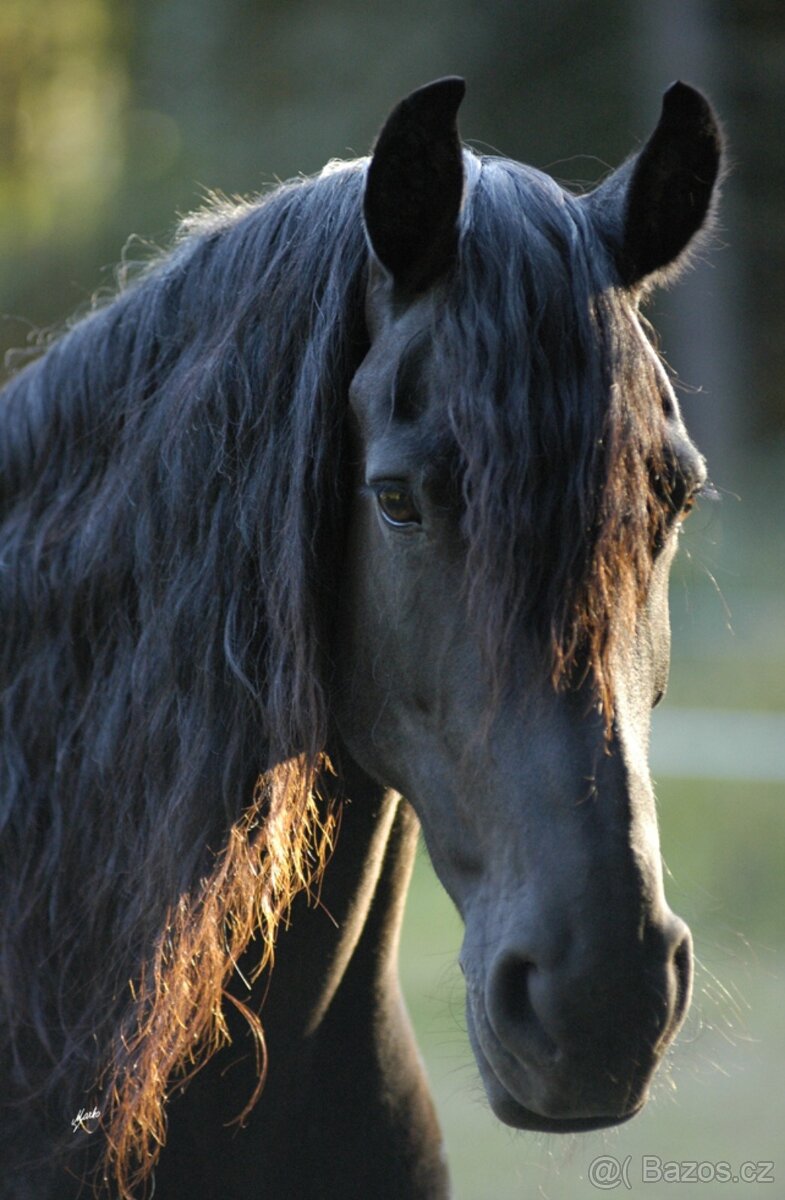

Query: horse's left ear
left=588, top=82, right=724, bottom=288
left=364, top=77, right=466, bottom=294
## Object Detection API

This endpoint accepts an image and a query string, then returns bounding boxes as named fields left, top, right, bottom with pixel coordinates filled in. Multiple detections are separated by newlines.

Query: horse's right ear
left=364, top=77, right=465, bottom=294
left=588, top=82, right=724, bottom=289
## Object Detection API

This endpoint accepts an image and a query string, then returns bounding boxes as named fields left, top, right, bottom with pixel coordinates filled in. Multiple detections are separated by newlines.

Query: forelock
left=433, top=151, right=667, bottom=719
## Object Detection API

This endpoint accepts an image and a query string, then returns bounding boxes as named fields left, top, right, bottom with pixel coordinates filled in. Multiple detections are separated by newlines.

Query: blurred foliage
left=0, top=0, right=124, bottom=246
left=0, top=0, right=783, bottom=454
left=725, top=1, right=785, bottom=444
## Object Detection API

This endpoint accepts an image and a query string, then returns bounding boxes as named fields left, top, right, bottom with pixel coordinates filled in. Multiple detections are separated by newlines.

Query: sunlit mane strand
left=104, top=759, right=336, bottom=1198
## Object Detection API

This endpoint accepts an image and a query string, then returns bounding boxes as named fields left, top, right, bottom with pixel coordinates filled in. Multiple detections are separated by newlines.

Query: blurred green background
left=1, top=2, right=782, bottom=1197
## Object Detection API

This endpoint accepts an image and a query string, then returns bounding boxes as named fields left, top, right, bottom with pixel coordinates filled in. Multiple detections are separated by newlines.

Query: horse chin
left=486, top=1082, right=643, bottom=1135
left=465, top=996, right=648, bottom=1134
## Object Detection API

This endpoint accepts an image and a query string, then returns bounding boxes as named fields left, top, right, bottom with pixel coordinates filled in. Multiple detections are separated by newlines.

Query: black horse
left=0, top=79, right=722, bottom=1198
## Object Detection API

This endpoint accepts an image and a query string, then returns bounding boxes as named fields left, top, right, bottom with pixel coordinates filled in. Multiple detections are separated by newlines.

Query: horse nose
left=485, top=912, right=693, bottom=1104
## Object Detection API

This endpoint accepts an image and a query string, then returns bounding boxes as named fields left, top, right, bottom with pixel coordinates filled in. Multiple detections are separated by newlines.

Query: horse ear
left=364, top=76, right=466, bottom=293
left=589, top=82, right=724, bottom=288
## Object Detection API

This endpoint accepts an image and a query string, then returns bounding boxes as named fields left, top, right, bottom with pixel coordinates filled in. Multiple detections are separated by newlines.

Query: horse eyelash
left=685, top=480, right=719, bottom=513
left=696, top=480, right=720, bottom=504
left=358, top=481, right=416, bottom=499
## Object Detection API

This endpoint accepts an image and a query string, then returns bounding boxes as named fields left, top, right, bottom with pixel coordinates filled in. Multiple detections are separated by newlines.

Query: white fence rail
left=651, top=708, right=785, bottom=784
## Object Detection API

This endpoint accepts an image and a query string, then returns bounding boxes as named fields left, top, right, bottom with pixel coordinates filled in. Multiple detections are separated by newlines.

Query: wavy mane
left=0, top=149, right=669, bottom=1196
left=0, top=162, right=368, bottom=1195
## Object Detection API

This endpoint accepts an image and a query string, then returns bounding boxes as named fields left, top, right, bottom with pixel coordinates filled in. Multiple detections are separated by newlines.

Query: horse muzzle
left=462, top=910, right=693, bottom=1130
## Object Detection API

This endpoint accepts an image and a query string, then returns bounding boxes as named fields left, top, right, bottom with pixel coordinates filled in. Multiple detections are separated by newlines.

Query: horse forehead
left=350, top=296, right=439, bottom=433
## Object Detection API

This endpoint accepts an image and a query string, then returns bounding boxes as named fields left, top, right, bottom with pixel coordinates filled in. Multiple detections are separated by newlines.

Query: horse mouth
left=465, top=994, right=648, bottom=1133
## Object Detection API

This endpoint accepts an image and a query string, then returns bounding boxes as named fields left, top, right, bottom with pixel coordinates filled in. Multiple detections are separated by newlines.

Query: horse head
left=335, top=78, right=722, bottom=1130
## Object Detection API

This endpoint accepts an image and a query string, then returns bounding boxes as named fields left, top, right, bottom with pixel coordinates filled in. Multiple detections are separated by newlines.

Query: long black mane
left=0, top=149, right=666, bottom=1193
left=0, top=162, right=369, bottom=1189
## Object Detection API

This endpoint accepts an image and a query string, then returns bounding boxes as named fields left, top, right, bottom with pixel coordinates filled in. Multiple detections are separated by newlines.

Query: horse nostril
left=487, top=955, right=559, bottom=1068
left=670, top=926, right=693, bottom=1031
left=498, top=957, right=533, bottom=1018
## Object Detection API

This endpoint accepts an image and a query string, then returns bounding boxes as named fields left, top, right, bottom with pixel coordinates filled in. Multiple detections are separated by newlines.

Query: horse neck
left=262, top=748, right=419, bottom=1038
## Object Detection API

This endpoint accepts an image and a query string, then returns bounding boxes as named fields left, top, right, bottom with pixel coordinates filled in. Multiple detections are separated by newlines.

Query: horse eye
left=375, top=484, right=421, bottom=527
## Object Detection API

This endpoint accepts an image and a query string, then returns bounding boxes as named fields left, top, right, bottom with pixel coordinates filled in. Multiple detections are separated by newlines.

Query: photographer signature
left=71, top=1107, right=101, bottom=1134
